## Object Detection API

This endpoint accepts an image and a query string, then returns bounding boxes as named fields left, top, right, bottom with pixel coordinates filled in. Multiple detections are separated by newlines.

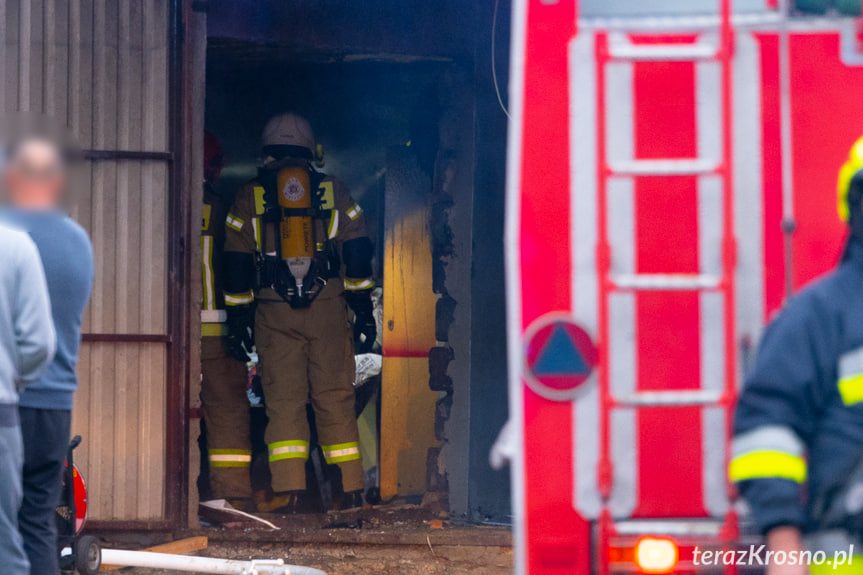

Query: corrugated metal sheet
left=1, top=0, right=170, bottom=520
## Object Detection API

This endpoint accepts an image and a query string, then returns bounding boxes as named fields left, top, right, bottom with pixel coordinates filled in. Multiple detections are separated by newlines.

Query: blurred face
left=3, top=139, right=66, bottom=209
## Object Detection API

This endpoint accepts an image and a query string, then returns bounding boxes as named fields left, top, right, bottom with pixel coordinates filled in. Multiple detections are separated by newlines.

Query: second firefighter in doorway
left=223, top=113, right=376, bottom=511
left=199, top=132, right=253, bottom=509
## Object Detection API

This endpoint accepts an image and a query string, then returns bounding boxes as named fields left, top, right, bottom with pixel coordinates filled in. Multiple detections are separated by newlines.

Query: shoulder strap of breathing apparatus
left=254, top=161, right=339, bottom=308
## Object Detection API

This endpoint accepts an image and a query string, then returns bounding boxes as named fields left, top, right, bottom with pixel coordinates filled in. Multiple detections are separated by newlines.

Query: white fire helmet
left=261, top=113, right=316, bottom=159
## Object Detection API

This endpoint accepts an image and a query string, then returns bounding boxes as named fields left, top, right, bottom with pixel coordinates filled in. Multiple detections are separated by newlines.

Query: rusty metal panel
left=2, top=0, right=171, bottom=521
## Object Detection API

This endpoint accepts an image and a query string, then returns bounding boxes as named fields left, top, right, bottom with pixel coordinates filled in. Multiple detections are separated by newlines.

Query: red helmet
left=204, top=131, right=224, bottom=183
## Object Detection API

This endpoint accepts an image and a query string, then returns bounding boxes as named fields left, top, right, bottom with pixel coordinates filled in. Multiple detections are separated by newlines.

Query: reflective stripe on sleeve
left=328, top=210, right=340, bottom=239
left=731, top=425, right=804, bottom=458
left=252, top=217, right=262, bottom=251
left=344, top=278, right=374, bottom=291
left=321, top=441, right=361, bottom=464
left=728, top=425, right=807, bottom=483
left=224, top=290, right=255, bottom=306
left=268, top=440, right=310, bottom=462
left=839, top=375, right=863, bottom=406
left=226, top=213, right=245, bottom=232
left=209, top=449, right=252, bottom=468
left=346, top=203, right=363, bottom=221
left=728, top=451, right=807, bottom=483
left=839, top=346, right=863, bottom=405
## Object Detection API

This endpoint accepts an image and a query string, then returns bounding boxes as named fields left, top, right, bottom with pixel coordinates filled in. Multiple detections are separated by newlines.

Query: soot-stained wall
left=466, top=0, right=511, bottom=521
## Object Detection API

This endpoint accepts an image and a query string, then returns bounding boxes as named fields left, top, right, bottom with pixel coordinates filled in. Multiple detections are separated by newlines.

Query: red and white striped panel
left=508, top=4, right=863, bottom=573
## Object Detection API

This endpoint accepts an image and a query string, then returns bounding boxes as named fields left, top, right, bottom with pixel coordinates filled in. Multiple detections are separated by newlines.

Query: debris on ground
left=95, top=504, right=512, bottom=574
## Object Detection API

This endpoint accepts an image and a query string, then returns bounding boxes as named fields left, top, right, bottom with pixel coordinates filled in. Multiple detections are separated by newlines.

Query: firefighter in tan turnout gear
left=199, top=132, right=253, bottom=509
left=223, top=113, right=375, bottom=511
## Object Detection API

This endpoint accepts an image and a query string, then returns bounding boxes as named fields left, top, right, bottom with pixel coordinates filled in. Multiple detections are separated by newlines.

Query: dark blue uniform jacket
left=733, top=238, right=863, bottom=534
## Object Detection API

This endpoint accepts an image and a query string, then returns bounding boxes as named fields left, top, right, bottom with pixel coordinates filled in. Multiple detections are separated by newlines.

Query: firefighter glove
left=226, top=305, right=255, bottom=362
left=346, top=291, right=376, bottom=353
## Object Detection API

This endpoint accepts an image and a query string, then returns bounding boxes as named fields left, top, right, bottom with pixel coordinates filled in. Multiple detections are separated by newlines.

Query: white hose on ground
left=100, top=549, right=327, bottom=575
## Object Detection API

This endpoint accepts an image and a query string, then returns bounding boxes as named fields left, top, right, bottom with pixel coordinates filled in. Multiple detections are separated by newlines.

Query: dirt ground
left=103, top=504, right=513, bottom=575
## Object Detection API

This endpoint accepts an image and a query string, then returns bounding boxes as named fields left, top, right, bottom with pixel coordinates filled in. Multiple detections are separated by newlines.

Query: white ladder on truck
left=593, top=3, right=739, bottom=575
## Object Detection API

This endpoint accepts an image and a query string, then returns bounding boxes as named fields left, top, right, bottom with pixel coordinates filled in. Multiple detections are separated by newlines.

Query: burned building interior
left=199, top=0, right=512, bottom=525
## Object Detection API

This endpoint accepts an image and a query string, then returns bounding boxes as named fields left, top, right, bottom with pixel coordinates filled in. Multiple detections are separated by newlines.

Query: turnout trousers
left=256, top=297, right=362, bottom=493
left=200, top=335, right=252, bottom=499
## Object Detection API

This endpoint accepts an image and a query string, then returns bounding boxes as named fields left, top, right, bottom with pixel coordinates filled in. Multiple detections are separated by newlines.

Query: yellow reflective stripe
left=269, top=440, right=309, bottom=450
left=268, top=440, right=309, bottom=462
left=210, top=460, right=250, bottom=468
left=252, top=217, right=262, bottom=251
left=254, top=186, right=267, bottom=215
left=202, top=236, right=215, bottom=311
left=728, top=451, right=807, bottom=484
left=346, top=203, right=363, bottom=220
left=839, top=347, right=863, bottom=404
left=226, top=213, right=244, bottom=232
left=327, top=452, right=361, bottom=464
left=321, top=441, right=358, bottom=451
left=318, top=181, right=335, bottom=210
left=202, top=203, right=212, bottom=231
left=202, top=323, right=229, bottom=337
left=321, top=442, right=360, bottom=464
left=328, top=210, right=339, bottom=239
left=344, top=278, right=374, bottom=291
left=316, top=242, right=325, bottom=251
left=209, top=449, right=252, bottom=468
left=839, top=373, right=863, bottom=406
left=224, top=291, right=255, bottom=306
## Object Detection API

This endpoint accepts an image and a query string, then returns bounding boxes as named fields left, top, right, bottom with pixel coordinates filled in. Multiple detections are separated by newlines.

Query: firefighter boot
left=340, top=490, right=364, bottom=511
left=259, top=491, right=306, bottom=514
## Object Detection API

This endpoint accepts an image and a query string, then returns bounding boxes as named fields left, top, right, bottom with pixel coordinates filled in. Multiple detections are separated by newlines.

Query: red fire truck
left=505, top=0, right=863, bottom=573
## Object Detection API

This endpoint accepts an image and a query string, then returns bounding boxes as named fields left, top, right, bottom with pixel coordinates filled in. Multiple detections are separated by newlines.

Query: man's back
left=0, top=209, right=93, bottom=410
left=0, top=222, right=56, bottom=406
left=0, top=222, right=54, bottom=575
left=0, top=136, right=96, bottom=575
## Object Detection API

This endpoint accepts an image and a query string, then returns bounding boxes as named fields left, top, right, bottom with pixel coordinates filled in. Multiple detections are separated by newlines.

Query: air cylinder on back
left=277, top=166, right=314, bottom=295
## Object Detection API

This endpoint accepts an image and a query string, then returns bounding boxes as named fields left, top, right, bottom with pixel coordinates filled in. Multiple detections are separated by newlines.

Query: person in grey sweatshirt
left=0, top=222, right=55, bottom=574
left=0, top=137, right=93, bottom=575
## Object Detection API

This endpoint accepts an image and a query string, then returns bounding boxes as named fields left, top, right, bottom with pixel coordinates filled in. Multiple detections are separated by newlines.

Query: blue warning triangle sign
left=533, top=324, right=589, bottom=376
